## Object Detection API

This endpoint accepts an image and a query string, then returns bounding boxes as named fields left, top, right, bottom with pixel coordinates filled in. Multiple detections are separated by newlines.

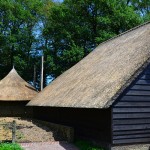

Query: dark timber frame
left=112, top=64, right=150, bottom=145
left=0, top=101, right=33, bottom=117
left=32, top=62, right=150, bottom=147
left=32, top=62, right=150, bottom=146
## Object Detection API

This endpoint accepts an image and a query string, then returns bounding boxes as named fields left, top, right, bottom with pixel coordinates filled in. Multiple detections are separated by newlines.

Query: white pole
left=41, top=55, right=44, bottom=91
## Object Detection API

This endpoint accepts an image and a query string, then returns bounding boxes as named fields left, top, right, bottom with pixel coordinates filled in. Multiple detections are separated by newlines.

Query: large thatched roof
left=0, top=68, right=38, bottom=101
left=28, top=22, right=150, bottom=108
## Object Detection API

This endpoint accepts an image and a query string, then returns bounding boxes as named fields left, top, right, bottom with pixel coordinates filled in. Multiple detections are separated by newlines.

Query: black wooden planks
left=120, top=96, right=150, bottom=101
left=112, top=65, right=150, bottom=145
left=113, top=118, right=150, bottom=125
left=113, top=108, right=150, bottom=113
left=113, top=138, right=150, bottom=144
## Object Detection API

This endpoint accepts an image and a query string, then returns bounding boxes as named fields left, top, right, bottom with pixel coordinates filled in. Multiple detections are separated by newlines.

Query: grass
left=75, top=139, right=105, bottom=150
left=0, top=143, right=24, bottom=150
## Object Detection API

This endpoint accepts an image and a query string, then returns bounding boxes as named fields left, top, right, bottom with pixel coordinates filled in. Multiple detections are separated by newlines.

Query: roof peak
left=0, top=68, right=38, bottom=101
left=9, top=67, right=20, bottom=76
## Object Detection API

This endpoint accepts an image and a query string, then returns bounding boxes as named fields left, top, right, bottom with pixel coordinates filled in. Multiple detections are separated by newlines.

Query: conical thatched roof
left=0, top=68, right=38, bottom=101
left=28, top=22, right=150, bottom=108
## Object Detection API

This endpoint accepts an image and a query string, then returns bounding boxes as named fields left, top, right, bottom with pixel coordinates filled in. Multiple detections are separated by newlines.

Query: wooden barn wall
left=32, top=107, right=111, bottom=142
left=0, top=101, right=33, bottom=117
left=112, top=64, right=150, bottom=145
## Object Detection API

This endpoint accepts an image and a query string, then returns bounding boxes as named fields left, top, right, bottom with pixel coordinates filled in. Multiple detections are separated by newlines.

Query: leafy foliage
left=75, top=139, right=105, bottom=150
left=0, top=0, right=149, bottom=89
left=42, top=0, right=142, bottom=79
left=0, top=0, right=49, bottom=88
left=0, top=143, right=23, bottom=150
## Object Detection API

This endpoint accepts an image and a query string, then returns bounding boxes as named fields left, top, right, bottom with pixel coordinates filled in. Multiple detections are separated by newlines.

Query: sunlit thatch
left=0, top=68, right=38, bottom=101
left=28, top=22, right=150, bottom=108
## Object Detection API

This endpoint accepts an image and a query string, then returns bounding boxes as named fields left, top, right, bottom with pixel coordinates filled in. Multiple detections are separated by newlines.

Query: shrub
left=75, top=140, right=105, bottom=150
left=0, top=143, right=23, bottom=150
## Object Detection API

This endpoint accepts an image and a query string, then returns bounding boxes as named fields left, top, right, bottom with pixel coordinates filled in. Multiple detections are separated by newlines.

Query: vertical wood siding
left=112, top=65, right=150, bottom=145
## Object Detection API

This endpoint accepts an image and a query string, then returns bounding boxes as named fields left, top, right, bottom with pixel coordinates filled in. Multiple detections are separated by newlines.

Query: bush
left=0, top=143, right=23, bottom=150
left=75, top=140, right=105, bottom=150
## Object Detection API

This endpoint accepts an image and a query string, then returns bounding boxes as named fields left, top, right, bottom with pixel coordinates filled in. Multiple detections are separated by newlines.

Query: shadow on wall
left=0, top=101, right=33, bottom=117
left=31, top=107, right=111, bottom=143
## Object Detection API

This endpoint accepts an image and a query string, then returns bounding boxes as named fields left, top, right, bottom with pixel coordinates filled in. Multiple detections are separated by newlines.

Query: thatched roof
left=0, top=68, right=38, bottom=101
left=28, top=22, right=150, bottom=108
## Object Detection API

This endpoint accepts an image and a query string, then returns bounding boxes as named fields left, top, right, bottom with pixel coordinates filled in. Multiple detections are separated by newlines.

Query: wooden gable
left=112, top=64, right=150, bottom=145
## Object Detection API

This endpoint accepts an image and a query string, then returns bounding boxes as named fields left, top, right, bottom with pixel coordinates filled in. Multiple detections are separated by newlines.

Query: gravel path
left=21, top=142, right=79, bottom=150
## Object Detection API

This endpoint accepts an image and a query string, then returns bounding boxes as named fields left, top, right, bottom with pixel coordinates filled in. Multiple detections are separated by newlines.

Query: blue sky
left=53, top=0, right=63, bottom=2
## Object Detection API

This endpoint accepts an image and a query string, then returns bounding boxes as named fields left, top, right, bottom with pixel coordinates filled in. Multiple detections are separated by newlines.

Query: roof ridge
left=97, top=21, right=150, bottom=48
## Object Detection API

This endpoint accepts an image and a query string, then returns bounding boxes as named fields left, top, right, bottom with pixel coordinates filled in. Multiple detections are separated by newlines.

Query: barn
left=27, top=22, right=150, bottom=149
left=0, top=67, right=38, bottom=117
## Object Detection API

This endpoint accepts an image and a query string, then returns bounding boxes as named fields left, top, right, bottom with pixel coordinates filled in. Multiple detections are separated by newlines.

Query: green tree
left=43, top=0, right=142, bottom=78
left=0, top=0, right=46, bottom=85
left=0, top=0, right=144, bottom=88
left=128, top=0, right=150, bottom=21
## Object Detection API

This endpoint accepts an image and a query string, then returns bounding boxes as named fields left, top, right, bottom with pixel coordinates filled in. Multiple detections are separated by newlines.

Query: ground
left=0, top=117, right=79, bottom=149
left=21, top=142, right=79, bottom=150
left=0, top=117, right=60, bottom=142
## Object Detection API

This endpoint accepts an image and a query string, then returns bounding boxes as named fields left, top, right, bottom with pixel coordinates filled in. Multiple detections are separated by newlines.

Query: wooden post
left=41, top=55, right=44, bottom=91
left=12, top=120, right=16, bottom=143
left=33, top=65, right=36, bottom=88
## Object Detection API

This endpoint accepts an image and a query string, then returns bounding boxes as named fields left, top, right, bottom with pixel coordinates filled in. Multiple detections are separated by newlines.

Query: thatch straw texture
left=28, top=22, right=150, bottom=108
left=0, top=68, right=37, bottom=101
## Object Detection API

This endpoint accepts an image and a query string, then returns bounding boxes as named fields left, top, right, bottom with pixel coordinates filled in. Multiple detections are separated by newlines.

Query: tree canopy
left=0, top=0, right=149, bottom=89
